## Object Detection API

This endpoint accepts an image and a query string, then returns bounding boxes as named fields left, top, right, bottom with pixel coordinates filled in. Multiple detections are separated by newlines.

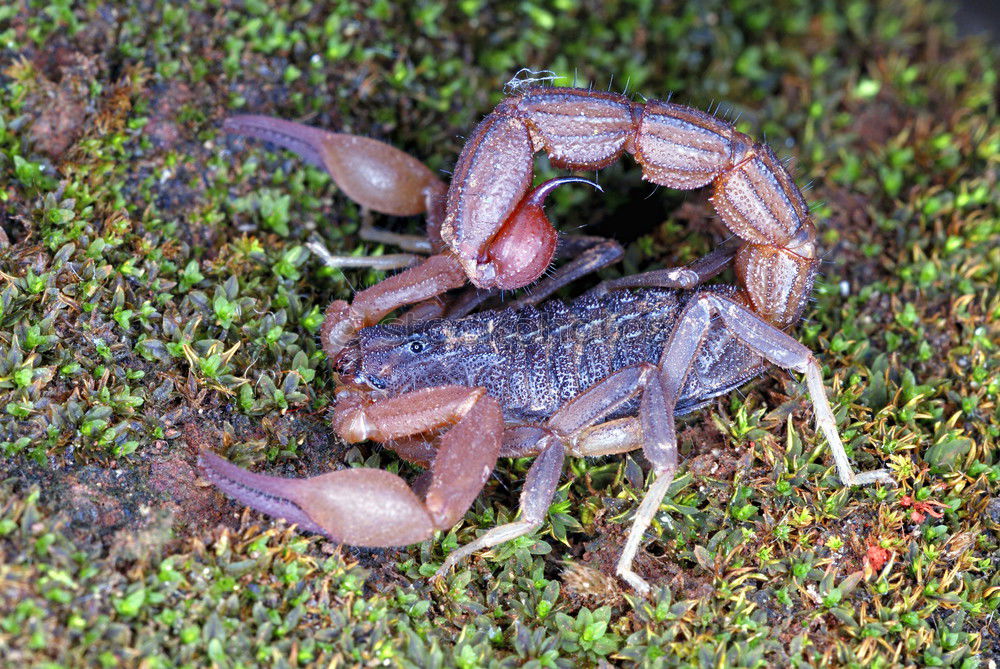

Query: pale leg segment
left=308, top=236, right=422, bottom=271
left=616, top=291, right=894, bottom=595
left=587, top=237, right=742, bottom=297
left=706, top=294, right=894, bottom=486
left=616, top=297, right=708, bottom=594
left=306, top=223, right=435, bottom=273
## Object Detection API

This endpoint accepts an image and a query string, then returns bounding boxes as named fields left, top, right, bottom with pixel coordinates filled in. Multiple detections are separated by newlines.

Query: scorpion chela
left=200, top=82, right=893, bottom=594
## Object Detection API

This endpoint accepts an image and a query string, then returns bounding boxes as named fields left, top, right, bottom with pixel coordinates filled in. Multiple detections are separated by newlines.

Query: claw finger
left=224, top=115, right=330, bottom=169
left=199, top=450, right=328, bottom=536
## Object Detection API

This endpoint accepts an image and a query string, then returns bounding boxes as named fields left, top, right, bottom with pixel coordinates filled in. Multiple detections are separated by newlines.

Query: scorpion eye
left=408, top=341, right=425, bottom=354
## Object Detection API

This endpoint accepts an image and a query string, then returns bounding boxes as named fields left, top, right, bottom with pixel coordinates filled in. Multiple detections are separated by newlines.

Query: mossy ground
left=0, top=1, right=997, bottom=666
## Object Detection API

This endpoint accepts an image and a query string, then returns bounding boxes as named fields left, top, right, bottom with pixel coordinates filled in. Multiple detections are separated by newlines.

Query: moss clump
left=0, top=0, right=997, bottom=665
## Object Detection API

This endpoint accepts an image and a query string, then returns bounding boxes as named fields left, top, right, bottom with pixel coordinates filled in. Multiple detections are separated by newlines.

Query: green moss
left=0, top=0, right=997, bottom=665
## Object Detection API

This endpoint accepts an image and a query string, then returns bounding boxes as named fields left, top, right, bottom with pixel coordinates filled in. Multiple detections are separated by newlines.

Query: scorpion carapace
left=203, top=83, right=894, bottom=593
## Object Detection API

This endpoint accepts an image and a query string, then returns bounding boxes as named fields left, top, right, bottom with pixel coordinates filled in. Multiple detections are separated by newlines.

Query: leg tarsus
left=433, top=519, right=543, bottom=580
left=847, top=468, right=895, bottom=485
left=802, top=359, right=895, bottom=487
left=615, top=471, right=674, bottom=595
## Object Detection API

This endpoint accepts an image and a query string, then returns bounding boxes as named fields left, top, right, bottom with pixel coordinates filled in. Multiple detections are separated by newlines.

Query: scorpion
left=200, top=83, right=893, bottom=594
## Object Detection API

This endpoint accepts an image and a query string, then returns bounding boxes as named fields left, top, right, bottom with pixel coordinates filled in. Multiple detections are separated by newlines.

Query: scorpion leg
left=308, top=237, right=422, bottom=271
left=424, top=361, right=680, bottom=590
left=616, top=290, right=894, bottom=594
left=694, top=293, right=894, bottom=486
left=570, top=417, right=644, bottom=457
left=443, top=236, right=624, bottom=319
left=614, top=302, right=701, bottom=594
left=356, top=222, right=436, bottom=254
left=434, top=365, right=657, bottom=579
left=434, top=436, right=565, bottom=579
left=306, top=198, right=440, bottom=273
left=200, top=385, right=504, bottom=547
left=587, top=236, right=743, bottom=296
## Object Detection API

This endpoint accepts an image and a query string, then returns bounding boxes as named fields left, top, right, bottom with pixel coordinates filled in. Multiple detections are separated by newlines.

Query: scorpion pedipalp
left=200, top=385, right=504, bottom=547
left=224, top=115, right=446, bottom=218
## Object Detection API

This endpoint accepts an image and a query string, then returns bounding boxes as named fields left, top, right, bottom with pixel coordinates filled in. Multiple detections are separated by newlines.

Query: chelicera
left=201, top=81, right=893, bottom=594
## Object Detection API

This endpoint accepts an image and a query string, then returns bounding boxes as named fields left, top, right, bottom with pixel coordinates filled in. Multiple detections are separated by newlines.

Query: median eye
left=408, top=341, right=425, bottom=354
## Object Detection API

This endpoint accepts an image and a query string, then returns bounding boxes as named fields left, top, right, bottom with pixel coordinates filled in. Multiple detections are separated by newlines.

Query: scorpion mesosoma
left=201, top=84, right=893, bottom=593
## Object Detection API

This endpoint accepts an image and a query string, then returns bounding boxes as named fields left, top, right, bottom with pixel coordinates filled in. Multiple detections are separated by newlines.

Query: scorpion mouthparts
left=330, top=336, right=363, bottom=373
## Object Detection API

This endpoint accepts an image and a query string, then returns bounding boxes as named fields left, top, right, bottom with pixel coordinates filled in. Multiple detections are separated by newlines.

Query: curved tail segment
left=441, top=86, right=818, bottom=327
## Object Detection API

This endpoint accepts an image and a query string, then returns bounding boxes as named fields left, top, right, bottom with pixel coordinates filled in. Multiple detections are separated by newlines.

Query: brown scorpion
left=201, top=83, right=893, bottom=594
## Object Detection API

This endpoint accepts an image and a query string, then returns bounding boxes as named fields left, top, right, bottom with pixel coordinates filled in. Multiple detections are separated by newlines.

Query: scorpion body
left=347, top=286, right=765, bottom=428
left=203, top=82, right=894, bottom=594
